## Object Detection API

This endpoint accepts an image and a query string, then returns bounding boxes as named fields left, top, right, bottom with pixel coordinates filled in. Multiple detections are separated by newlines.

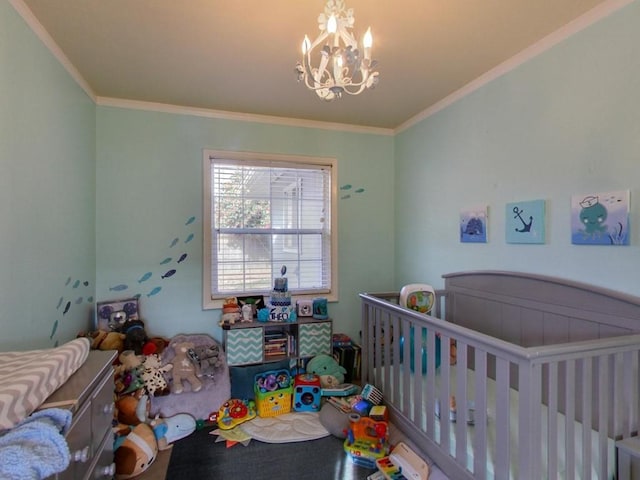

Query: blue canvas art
left=506, top=199, right=545, bottom=244
left=460, top=205, right=488, bottom=243
left=571, top=190, right=630, bottom=245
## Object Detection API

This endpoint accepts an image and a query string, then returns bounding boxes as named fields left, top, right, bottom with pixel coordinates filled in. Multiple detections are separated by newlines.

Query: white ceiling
left=17, top=0, right=618, bottom=130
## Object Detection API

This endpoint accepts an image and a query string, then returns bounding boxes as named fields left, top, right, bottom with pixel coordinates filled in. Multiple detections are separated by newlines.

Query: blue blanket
left=0, top=408, right=72, bottom=479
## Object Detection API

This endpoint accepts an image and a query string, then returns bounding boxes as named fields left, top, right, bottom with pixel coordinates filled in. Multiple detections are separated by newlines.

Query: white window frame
left=202, top=150, right=338, bottom=310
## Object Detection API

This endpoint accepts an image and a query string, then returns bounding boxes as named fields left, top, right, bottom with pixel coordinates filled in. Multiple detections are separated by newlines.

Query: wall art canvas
left=571, top=190, right=630, bottom=245
left=460, top=205, right=488, bottom=243
left=506, top=199, right=546, bottom=244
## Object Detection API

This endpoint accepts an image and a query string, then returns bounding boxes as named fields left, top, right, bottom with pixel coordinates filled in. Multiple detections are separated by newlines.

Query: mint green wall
left=96, top=108, right=394, bottom=342
left=0, top=3, right=96, bottom=350
left=395, top=2, right=640, bottom=296
left=7, top=0, right=640, bottom=352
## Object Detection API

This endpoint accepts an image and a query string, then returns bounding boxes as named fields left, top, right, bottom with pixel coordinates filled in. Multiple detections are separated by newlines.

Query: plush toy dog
left=141, top=353, right=172, bottom=396
left=305, top=354, right=347, bottom=388
left=170, top=342, right=202, bottom=394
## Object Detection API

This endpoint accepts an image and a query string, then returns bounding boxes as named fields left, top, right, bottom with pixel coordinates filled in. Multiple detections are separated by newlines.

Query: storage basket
left=254, top=369, right=293, bottom=417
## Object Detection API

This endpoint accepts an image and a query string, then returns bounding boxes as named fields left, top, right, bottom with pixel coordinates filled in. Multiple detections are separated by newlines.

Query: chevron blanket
left=0, top=338, right=90, bottom=431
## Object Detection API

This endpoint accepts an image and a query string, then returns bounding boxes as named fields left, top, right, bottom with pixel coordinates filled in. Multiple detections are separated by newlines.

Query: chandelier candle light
left=296, top=0, right=379, bottom=101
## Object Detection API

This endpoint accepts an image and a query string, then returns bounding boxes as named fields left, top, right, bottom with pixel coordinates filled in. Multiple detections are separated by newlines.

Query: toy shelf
left=223, top=318, right=332, bottom=367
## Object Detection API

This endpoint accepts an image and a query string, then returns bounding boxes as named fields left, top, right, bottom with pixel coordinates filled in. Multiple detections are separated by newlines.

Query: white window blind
left=203, top=152, right=335, bottom=303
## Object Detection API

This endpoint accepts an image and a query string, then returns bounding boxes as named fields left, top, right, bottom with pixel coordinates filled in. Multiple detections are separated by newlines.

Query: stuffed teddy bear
left=113, top=423, right=158, bottom=479
left=141, top=353, right=173, bottom=397
left=192, top=343, right=222, bottom=378
left=305, top=353, right=347, bottom=388
left=170, top=341, right=202, bottom=394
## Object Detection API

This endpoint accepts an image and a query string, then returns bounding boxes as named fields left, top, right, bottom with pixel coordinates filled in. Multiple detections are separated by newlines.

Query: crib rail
left=360, top=291, right=640, bottom=480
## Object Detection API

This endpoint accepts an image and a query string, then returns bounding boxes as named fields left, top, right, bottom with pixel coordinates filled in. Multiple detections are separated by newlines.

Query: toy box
left=254, top=369, right=293, bottom=417
left=293, top=373, right=321, bottom=412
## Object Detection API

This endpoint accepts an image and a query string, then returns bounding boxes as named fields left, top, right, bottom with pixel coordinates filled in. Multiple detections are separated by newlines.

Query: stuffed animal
left=115, top=392, right=150, bottom=426
left=305, top=354, right=347, bottom=388
left=141, top=353, right=172, bottom=397
left=113, top=423, right=158, bottom=479
left=170, top=342, right=202, bottom=394
left=121, top=319, right=149, bottom=355
left=192, top=343, right=222, bottom=378
left=115, top=350, right=145, bottom=395
left=86, top=330, right=126, bottom=352
left=150, top=413, right=196, bottom=450
left=143, top=336, right=170, bottom=356
left=219, top=297, right=241, bottom=326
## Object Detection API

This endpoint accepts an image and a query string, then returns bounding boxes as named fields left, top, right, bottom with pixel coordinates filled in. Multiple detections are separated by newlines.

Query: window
left=203, top=150, right=337, bottom=309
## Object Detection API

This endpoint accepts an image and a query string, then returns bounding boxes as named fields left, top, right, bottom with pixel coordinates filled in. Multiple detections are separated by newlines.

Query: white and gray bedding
left=0, top=337, right=90, bottom=431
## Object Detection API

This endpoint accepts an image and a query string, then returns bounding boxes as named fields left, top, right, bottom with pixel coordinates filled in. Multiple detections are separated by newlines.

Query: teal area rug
left=167, top=428, right=375, bottom=479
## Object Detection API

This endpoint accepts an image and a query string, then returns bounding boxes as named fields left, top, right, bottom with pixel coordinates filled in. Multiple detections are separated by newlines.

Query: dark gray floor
left=166, top=428, right=376, bottom=480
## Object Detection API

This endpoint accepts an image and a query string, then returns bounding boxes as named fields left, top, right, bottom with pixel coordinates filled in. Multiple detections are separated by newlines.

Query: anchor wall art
left=571, top=190, right=630, bottom=245
left=505, top=199, right=546, bottom=244
left=460, top=205, right=488, bottom=243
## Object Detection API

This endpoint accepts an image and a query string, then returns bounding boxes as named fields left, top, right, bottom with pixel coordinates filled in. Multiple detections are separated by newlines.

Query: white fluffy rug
left=239, top=412, right=330, bottom=443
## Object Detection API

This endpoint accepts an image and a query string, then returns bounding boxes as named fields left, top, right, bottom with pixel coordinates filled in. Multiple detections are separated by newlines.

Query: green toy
left=306, top=354, right=347, bottom=388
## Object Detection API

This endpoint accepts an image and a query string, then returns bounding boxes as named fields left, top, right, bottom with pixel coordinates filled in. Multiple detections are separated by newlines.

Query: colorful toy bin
left=254, top=369, right=293, bottom=417
left=293, top=373, right=322, bottom=412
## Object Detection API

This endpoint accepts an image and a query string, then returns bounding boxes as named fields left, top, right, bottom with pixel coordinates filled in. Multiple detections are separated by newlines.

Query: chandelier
left=296, top=0, right=379, bottom=101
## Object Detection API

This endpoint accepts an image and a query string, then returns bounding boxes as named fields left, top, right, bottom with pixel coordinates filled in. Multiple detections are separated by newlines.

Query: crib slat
left=518, top=362, right=542, bottom=480
left=547, top=362, right=558, bottom=479
left=494, top=357, right=510, bottom=479
left=426, top=329, right=436, bottom=439
left=412, top=326, right=424, bottom=424
left=402, top=318, right=411, bottom=415
left=581, top=357, right=592, bottom=480
left=597, top=355, right=610, bottom=479
left=565, top=359, right=576, bottom=479
left=453, top=341, right=467, bottom=466
left=473, top=350, right=487, bottom=479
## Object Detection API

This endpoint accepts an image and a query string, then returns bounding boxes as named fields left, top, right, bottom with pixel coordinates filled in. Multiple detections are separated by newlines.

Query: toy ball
left=399, top=327, right=441, bottom=374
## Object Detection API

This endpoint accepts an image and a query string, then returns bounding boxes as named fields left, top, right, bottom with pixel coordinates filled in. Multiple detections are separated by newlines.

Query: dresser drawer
left=90, top=372, right=115, bottom=455
left=89, top=431, right=116, bottom=480
left=58, top=401, right=92, bottom=480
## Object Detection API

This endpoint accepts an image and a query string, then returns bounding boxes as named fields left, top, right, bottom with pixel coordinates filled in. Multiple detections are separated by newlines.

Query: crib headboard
left=442, top=270, right=640, bottom=347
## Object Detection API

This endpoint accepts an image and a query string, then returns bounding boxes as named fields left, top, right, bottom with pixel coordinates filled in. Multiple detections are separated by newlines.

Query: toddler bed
left=360, top=271, right=640, bottom=480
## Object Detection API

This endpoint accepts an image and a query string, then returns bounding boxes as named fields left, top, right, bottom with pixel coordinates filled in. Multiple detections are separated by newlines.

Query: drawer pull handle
left=95, top=463, right=116, bottom=478
left=101, top=403, right=115, bottom=415
left=72, top=446, right=90, bottom=463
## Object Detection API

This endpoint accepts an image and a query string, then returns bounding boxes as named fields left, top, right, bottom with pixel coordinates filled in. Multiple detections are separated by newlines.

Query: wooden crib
left=360, top=271, right=640, bottom=479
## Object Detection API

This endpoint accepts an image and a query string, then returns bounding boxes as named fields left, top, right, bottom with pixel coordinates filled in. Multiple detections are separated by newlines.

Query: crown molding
left=395, top=0, right=634, bottom=134
left=96, top=97, right=394, bottom=136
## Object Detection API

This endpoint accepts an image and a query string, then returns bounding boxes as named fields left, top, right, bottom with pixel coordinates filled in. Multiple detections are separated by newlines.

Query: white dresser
left=41, top=350, right=117, bottom=480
